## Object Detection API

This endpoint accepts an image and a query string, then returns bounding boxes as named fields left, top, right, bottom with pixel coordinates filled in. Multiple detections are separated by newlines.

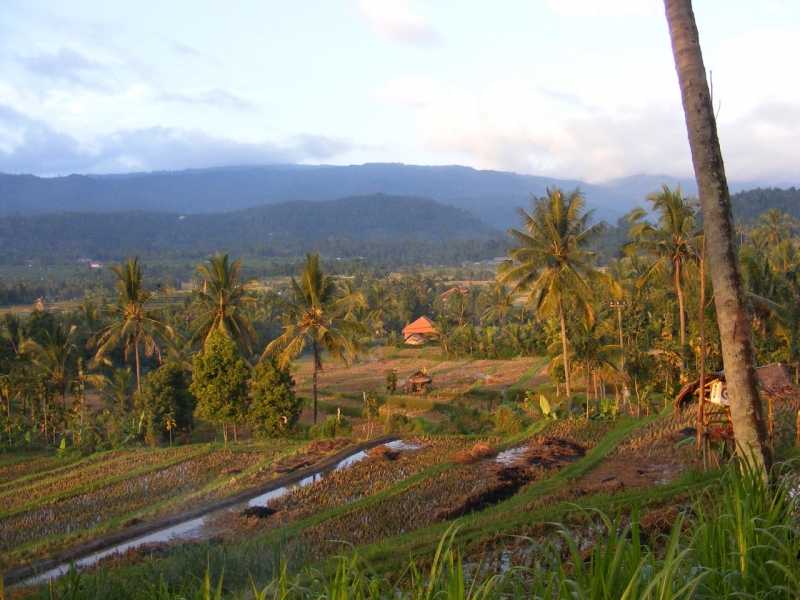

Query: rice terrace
left=4, top=0, right=800, bottom=598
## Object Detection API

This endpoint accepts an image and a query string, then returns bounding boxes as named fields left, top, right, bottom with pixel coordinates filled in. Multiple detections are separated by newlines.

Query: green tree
left=92, top=257, right=173, bottom=393
left=264, top=253, right=368, bottom=424
left=627, top=185, right=700, bottom=350
left=21, top=324, right=83, bottom=417
left=499, top=187, right=611, bottom=406
left=140, top=362, right=196, bottom=445
left=190, top=330, right=250, bottom=443
left=249, top=356, right=300, bottom=438
left=191, top=253, right=258, bottom=354
left=665, top=0, right=771, bottom=476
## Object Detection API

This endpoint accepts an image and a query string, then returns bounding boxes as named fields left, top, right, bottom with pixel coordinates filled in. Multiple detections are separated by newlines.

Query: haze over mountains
left=0, top=163, right=711, bottom=231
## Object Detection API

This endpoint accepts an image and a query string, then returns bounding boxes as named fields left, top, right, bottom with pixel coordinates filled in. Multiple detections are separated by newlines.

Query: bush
left=310, top=415, right=353, bottom=439
left=494, top=403, right=526, bottom=435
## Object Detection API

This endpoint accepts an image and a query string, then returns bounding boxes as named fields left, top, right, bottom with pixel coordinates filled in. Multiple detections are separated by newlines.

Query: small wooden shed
left=404, top=371, right=433, bottom=393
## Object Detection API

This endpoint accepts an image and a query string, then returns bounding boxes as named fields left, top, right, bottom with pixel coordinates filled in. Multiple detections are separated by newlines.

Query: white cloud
left=0, top=106, right=352, bottom=175
left=545, top=0, right=660, bottom=19
left=357, top=0, right=441, bottom=47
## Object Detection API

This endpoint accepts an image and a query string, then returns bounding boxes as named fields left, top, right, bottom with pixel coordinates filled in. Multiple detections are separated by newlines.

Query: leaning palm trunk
left=664, top=0, right=771, bottom=476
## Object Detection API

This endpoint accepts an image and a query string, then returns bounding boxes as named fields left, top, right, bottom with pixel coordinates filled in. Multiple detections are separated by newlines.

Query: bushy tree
left=249, top=356, right=300, bottom=438
left=190, top=330, right=250, bottom=443
left=140, top=362, right=196, bottom=446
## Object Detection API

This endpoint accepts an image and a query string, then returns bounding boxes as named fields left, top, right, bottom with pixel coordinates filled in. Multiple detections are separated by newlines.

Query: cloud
left=357, top=0, right=441, bottom=47
left=373, top=73, right=800, bottom=184
left=158, top=89, right=255, bottom=111
left=0, top=106, right=352, bottom=175
left=545, top=0, right=660, bottom=19
left=18, top=48, right=108, bottom=89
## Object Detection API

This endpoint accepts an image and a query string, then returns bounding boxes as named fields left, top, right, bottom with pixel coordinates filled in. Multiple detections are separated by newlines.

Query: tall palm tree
left=191, top=253, right=258, bottom=354
left=627, top=185, right=700, bottom=350
left=665, top=0, right=771, bottom=476
left=92, top=257, right=173, bottom=393
left=263, top=254, right=368, bottom=424
left=499, top=187, right=611, bottom=406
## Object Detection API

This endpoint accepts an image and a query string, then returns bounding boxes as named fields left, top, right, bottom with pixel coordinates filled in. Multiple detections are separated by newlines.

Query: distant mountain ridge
left=0, top=194, right=496, bottom=261
left=1, top=163, right=707, bottom=231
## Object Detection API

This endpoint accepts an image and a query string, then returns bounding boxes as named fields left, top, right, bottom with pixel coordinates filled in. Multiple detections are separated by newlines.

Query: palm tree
left=665, top=0, right=771, bottom=476
left=263, top=254, right=368, bottom=424
left=92, top=257, right=173, bottom=393
left=191, top=253, right=258, bottom=354
left=752, top=208, right=795, bottom=249
left=627, top=185, right=700, bottom=351
left=499, top=187, right=611, bottom=407
left=367, top=282, right=398, bottom=339
left=21, top=324, right=102, bottom=420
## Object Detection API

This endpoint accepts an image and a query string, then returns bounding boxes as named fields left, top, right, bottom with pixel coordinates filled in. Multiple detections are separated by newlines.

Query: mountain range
left=0, top=163, right=710, bottom=231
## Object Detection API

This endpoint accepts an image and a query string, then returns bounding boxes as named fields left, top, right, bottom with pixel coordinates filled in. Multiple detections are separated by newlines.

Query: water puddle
left=494, top=445, right=528, bottom=466
left=23, top=439, right=418, bottom=586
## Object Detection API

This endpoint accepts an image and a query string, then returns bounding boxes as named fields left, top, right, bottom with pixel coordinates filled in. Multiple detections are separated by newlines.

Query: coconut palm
left=627, top=185, right=700, bottom=351
left=263, top=253, right=368, bottom=424
left=499, top=187, right=611, bottom=406
left=92, top=257, right=173, bottom=393
left=665, top=0, right=771, bottom=475
left=21, top=324, right=102, bottom=420
left=752, top=208, right=796, bottom=249
left=191, top=253, right=258, bottom=354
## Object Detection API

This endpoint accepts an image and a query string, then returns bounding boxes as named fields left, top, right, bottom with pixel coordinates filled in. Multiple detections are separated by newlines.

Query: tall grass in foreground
left=34, top=458, right=800, bottom=599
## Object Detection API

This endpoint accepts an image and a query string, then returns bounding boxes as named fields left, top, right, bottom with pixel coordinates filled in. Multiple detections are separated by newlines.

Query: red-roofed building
left=401, top=316, right=438, bottom=343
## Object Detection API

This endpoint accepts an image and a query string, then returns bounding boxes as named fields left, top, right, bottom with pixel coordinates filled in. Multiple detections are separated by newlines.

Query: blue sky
left=1, top=0, right=799, bottom=183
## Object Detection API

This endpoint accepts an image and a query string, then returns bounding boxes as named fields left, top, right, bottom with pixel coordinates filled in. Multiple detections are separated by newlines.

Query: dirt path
left=4, top=435, right=398, bottom=588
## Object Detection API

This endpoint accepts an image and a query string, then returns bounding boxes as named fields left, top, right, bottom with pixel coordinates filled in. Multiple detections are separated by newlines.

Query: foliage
left=190, top=331, right=250, bottom=443
left=249, top=357, right=301, bottom=439
left=493, top=404, right=526, bottom=435
left=139, top=362, right=196, bottom=446
left=190, top=253, right=258, bottom=354
left=310, top=415, right=353, bottom=439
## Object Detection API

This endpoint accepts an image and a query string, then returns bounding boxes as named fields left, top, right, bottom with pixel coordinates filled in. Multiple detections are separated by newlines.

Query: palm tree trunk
left=665, top=0, right=771, bottom=477
left=134, top=337, right=141, bottom=394
left=675, top=261, right=686, bottom=350
left=558, top=297, right=572, bottom=408
left=313, top=340, right=319, bottom=425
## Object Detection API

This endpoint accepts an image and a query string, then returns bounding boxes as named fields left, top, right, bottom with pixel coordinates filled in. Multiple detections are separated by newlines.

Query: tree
left=21, top=324, right=82, bottom=416
left=191, top=253, right=258, bottom=354
left=249, top=356, right=300, bottom=438
left=264, top=253, right=368, bottom=424
left=627, top=185, right=700, bottom=351
left=190, top=330, right=250, bottom=443
left=499, top=187, right=611, bottom=407
left=92, top=257, right=173, bottom=393
left=140, top=362, right=196, bottom=445
left=664, top=0, right=771, bottom=475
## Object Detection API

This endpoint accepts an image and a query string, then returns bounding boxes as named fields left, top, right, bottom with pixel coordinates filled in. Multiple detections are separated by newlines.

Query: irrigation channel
left=8, top=436, right=425, bottom=588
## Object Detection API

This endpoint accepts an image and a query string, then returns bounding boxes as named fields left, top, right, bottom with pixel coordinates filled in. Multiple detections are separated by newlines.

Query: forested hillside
left=730, top=187, right=800, bottom=221
left=0, top=163, right=681, bottom=230
left=0, top=194, right=503, bottom=266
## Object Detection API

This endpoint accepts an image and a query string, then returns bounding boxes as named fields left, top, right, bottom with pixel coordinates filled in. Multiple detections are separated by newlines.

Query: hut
left=675, top=363, right=800, bottom=411
left=675, top=363, right=800, bottom=457
left=402, top=316, right=438, bottom=344
left=404, top=371, right=433, bottom=393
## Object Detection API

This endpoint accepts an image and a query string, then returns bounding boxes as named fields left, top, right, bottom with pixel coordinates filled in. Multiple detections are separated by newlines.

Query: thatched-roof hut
left=675, top=363, right=800, bottom=410
left=404, top=370, right=433, bottom=393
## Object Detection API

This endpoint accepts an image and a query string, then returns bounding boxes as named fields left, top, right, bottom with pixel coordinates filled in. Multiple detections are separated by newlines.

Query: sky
left=1, top=0, right=799, bottom=184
